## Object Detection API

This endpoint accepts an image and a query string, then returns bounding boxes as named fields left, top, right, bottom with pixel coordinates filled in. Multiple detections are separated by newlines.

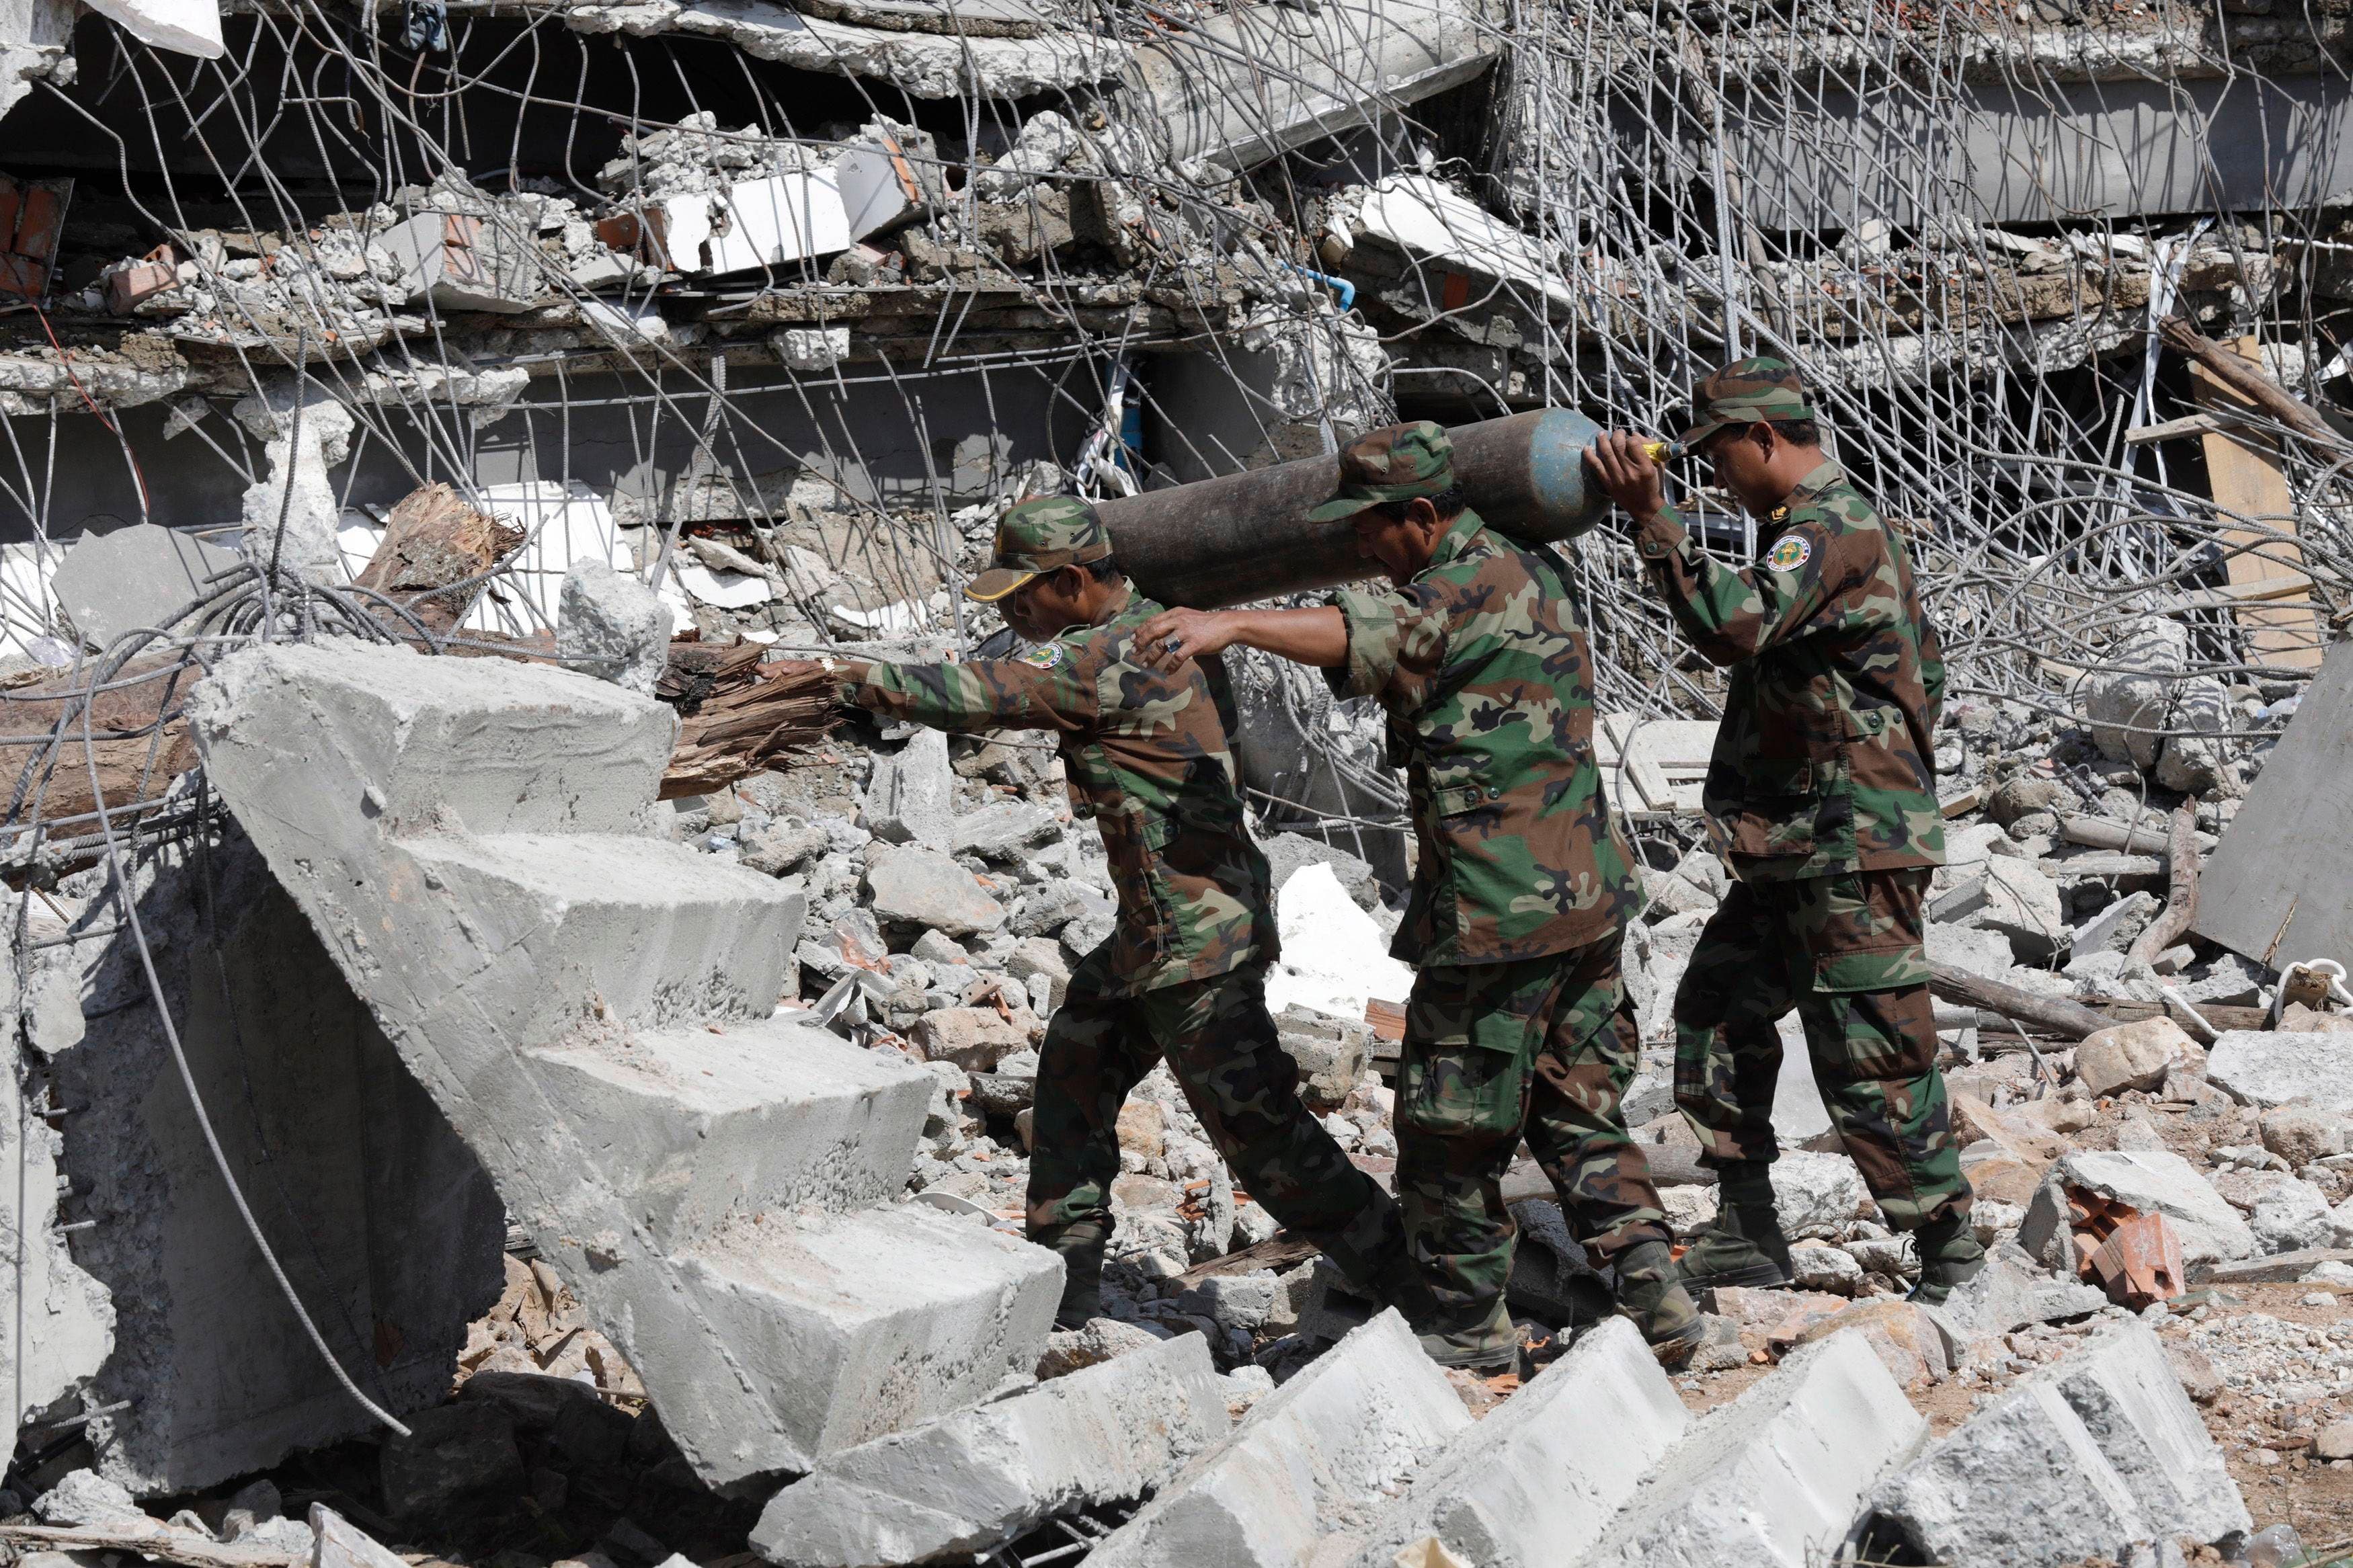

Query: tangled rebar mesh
left=0, top=0, right=2342, bottom=1485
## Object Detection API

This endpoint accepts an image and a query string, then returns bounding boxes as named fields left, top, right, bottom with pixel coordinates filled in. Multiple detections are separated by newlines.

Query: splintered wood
left=354, top=483, right=526, bottom=634
left=2180, top=330, right=2325, bottom=671
left=659, top=641, right=840, bottom=799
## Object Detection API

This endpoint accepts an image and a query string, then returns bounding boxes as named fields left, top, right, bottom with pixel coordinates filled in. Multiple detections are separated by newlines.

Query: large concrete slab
left=188, top=641, right=1058, bottom=1485
left=2206, top=1032, right=2353, bottom=1114
left=2033, top=1321, right=2250, bottom=1544
left=1583, top=1329, right=1925, bottom=1568
left=2196, top=640, right=2353, bottom=970
left=752, top=1333, right=1228, bottom=1567
left=1087, top=1310, right=1470, bottom=1567
left=1339, top=1317, right=1688, bottom=1568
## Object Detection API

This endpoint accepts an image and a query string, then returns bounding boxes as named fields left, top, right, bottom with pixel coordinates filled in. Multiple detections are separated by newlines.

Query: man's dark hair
left=1375, top=485, right=1468, bottom=522
left=1072, top=554, right=1123, bottom=586
left=1767, top=418, right=1823, bottom=448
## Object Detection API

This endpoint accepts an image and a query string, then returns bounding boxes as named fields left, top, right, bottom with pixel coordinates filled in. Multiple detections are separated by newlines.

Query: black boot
left=1047, top=1220, right=1111, bottom=1329
left=1907, top=1213, right=1987, bottom=1306
left=1614, top=1239, right=1705, bottom=1362
left=1678, top=1160, right=1793, bottom=1292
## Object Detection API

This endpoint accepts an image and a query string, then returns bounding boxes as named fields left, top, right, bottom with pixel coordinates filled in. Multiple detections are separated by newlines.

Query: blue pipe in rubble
left=1283, top=263, right=1357, bottom=313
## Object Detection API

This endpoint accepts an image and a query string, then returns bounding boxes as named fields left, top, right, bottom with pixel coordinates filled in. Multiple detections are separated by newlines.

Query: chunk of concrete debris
left=865, top=843, right=1006, bottom=938
left=34, top=1470, right=150, bottom=1529
left=2048, top=1151, right=2256, bottom=1264
left=1086, top=1310, right=1470, bottom=1568
left=752, top=1333, right=1229, bottom=1568
left=1771, top=1298, right=1957, bottom=1389
left=2075, top=1016, right=2196, bottom=1098
left=1769, top=1150, right=1869, bottom=1239
left=50, top=522, right=243, bottom=653
left=378, top=210, right=543, bottom=313
left=1938, top=1247, right=2107, bottom=1335
left=1975, top=858, right=2067, bottom=962
left=911, top=1004, right=1034, bottom=1071
left=311, top=1505, right=406, bottom=1568
left=557, top=559, right=672, bottom=695
left=2261, top=1104, right=2350, bottom=1165
left=1275, top=1005, right=1372, bottom=1110
left=863, top=729, right=955, bottom=849
left=1867, top=1320, right=2247, bottom=1563
left=1036, top=1315, right=1163, bottom=1379
left=2206, top=1031, right=2353, bottom=1113
left=1335, top=1318, right=1688, bottom=1568
left=1581, top=1329, right=1925, bottom=1568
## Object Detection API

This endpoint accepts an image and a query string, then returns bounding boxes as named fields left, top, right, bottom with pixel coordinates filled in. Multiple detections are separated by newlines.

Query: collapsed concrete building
left=0, top=0, right=2350, bottom=1561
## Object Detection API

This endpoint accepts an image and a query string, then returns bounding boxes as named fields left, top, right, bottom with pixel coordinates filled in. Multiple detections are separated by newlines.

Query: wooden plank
left=2195, top=640, right=2353, bottom=970
left=2189, top=338, right=2325, bottom=671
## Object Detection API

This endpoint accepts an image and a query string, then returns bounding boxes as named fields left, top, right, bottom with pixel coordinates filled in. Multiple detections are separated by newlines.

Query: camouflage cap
left=1677, top=356, right=1819, bottom=447
left=1306, top=420, right=1458, bottom=524
left=966, top=495, right=1113, bottom=602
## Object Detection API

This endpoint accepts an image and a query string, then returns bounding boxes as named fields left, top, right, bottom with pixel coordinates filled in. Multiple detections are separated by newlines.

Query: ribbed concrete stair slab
left=190, top=641, right=1060, bottom=1486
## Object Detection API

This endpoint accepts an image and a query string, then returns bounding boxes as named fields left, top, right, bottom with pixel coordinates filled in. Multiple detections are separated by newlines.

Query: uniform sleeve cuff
left=829, top=657, right=877, bottom=706
left=1632, top=505, right=1692, bottom=563
left=1326, top=589, right=1400, bottom=701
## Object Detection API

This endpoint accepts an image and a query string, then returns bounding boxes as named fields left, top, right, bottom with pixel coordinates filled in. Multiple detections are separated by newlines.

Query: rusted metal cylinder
left=1101, top=408, right=1611, bottom=609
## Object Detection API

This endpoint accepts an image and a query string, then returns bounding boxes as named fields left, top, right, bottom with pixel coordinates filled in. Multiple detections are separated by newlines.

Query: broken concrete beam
left=1337, top=1318, right=1688, bottom=1568
left=189, top=641, right=1058, bottom=1485
left=1866, top=1320, right=2247, bottom=1563
left=1121, top=0, right=1499, bottom=170
left=603, top=172, right=850, bottom=278
left=1086, top=1309, right=1470, bottom=1568
left=376, top=211, right=542, bottom=313
left=751, top=1332, right=1227, bottom=1567
left=2206, top=1031, right=2353, bottom=1113
left=1582, top=1329, right=1925, bottom=1568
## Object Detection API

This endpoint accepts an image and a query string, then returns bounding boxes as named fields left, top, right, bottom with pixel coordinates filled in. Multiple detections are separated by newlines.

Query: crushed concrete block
left=557, top=559, right=671, bottom=695
left=1938, top=1248, right=2108, bottom=1335
left=866, top=843, right=1007, bottom=939
left=2072, top=891, right=2163, bottom=958
left=1275, top=1005, right=1371, bottom=1110
left=2076, top=1017, right=2194, bottom=1098
left=1868, top=1377, right=2154, bottom=1564
left=1086, top=1311, right=1470, bottom=1568
left=378, top=210, right=542, bottom=313
left=863, top=729, right=955, bottom=848
left=2261, top=1106, right=2350, bottom=1165
left=1772, top=1298, right=1956, bottom=1389
left=1977, top=858, right=2068, bottom=962
left=2206, top=1032, right=2353, bottom=1113
left=1582, top=1329, right=1925, bottom=1568
left=50, top=522, right=241, bottom=653
left=1338, top=1318, right=1687, bottom=1568
left=34, top=1471, right=147, bottom=1528
left=1771, top=1151, right=1869, bottom=1239
left=235, top=380, right=355, bottom=583
left=951, top=799, right=1060, bottom=860
left=2056, top=1149, right=2257, bottom=1263
left=836, top=134, right=932, bottom=239
left=910, top=1004, right=1033, bottom=1071
left=1036, top=1315, right=1163, bottom=1380
left=2037, top=1321, right=2251, bottom=1542
left=752, top=1333, right=1228, bottom=1567
left=1868, top=1319, right=2247, bottom=1562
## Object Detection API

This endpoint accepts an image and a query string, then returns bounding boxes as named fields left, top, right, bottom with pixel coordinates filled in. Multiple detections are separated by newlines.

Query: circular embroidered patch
left=1766, top=534, right=1813, bottom=572
left=1017, top=643, right=1064, bottom=669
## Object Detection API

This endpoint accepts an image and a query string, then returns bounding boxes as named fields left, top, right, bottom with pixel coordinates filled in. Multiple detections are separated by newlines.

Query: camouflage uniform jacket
left=835, top=590, right=1275, bottom=999
left=1326, top=507, right=1639, bottom=967
left=1633, top=458, right=1946, bottom=882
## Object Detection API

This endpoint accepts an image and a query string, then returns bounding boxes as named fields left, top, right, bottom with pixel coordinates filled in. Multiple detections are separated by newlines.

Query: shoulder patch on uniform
left=1765, top=533, right=1813, bottom=572
left=1016, top=644, right=1063, bottom=669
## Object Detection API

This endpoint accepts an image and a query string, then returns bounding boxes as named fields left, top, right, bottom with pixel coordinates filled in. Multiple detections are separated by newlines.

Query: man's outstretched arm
left=1135, top=606, right=1349, bottom=671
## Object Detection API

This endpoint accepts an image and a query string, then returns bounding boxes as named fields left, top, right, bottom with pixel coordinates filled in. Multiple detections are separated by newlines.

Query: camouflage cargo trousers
left=1672, top=866, right=1970, bottom=1231
left=1395, top=937, right=1671, bottom=1333
left=1026, top=964, right=1412, bottom=1294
